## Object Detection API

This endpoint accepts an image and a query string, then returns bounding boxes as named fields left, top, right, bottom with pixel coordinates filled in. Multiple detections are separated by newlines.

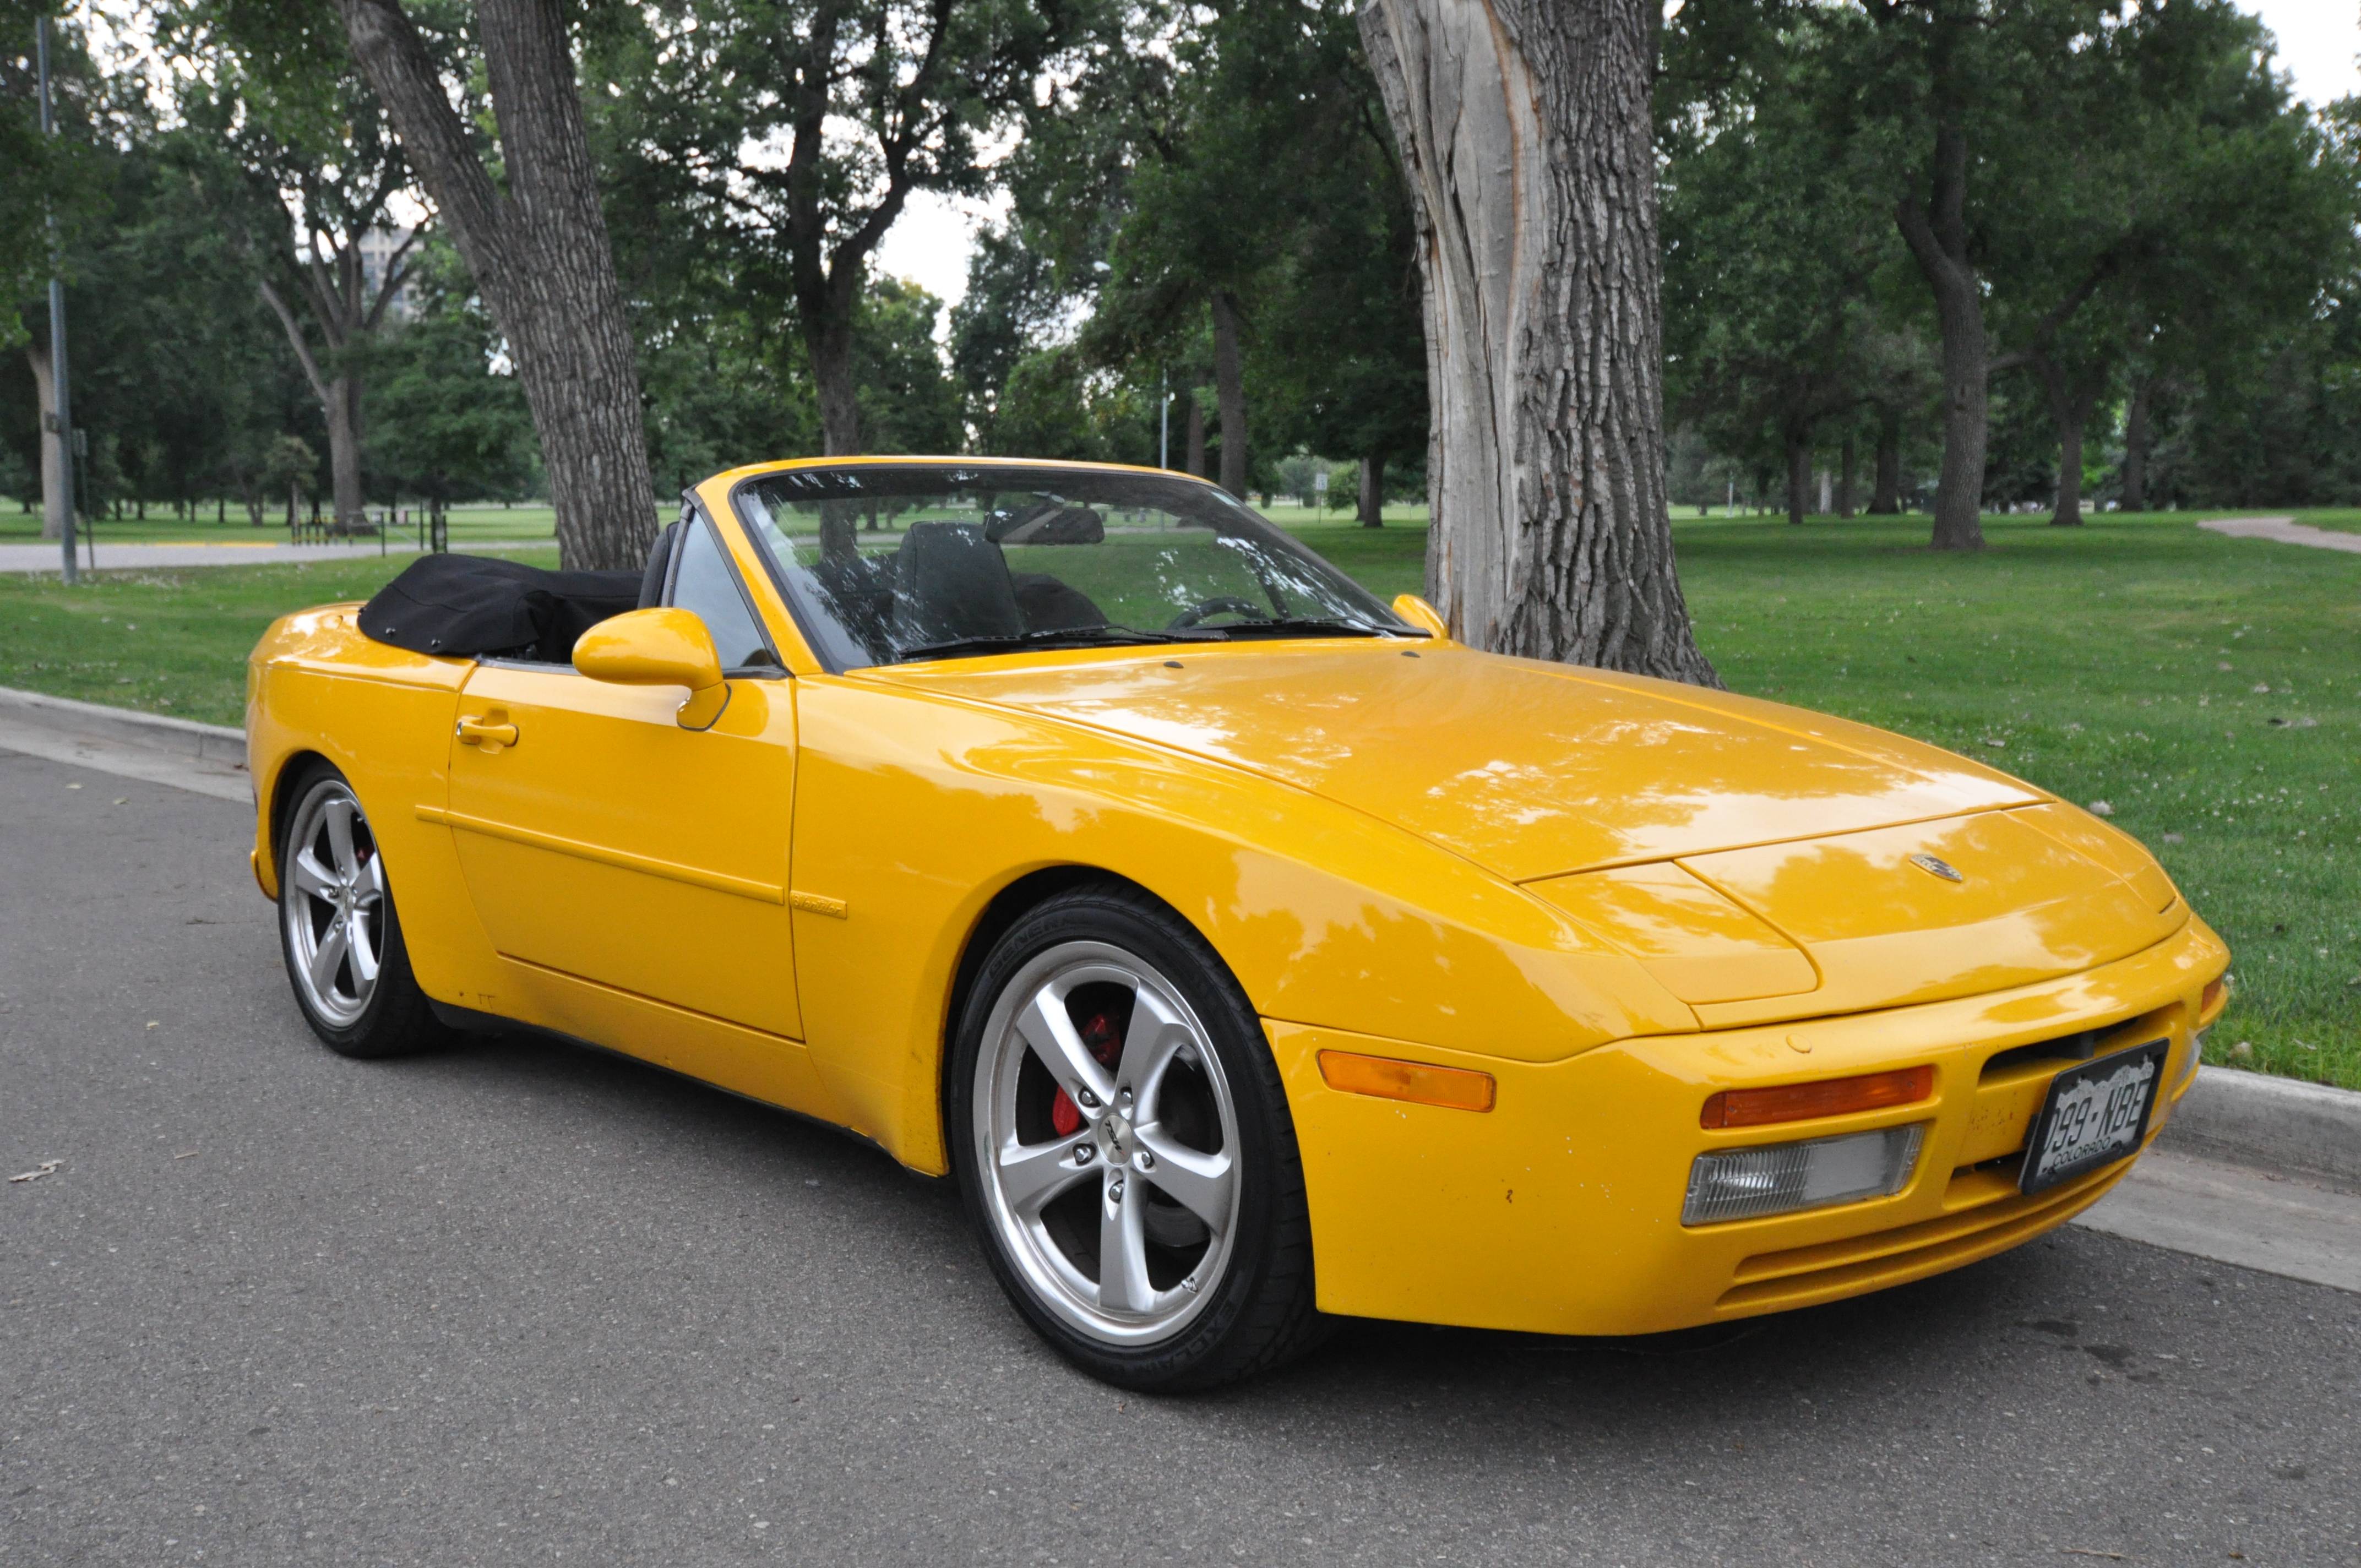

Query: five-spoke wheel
left=276, top=765, right=443, bottom=1057
left=975, top=942, right=1243, bottom=1344
left=283, top=777, right=388, bottom=1028
left=951, top=885, right=1325, bottom=1389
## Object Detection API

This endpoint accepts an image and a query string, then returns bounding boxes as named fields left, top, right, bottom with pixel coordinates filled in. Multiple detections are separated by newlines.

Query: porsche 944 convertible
left=245, top=458, right=2228, bottom=1389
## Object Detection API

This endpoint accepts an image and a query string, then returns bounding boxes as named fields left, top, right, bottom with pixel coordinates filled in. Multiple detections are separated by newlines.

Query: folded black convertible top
left=358, top=553, right=648, bottom=661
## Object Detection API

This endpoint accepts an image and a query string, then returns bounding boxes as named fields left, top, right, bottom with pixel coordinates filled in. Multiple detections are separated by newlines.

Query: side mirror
left=1392, top=593, right=1449, bottom=640
left=574, top=607, right=731, bottom=730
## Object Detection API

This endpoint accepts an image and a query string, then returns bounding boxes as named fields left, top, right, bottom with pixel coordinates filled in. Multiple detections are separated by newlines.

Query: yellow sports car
left=246, top=457, right=2227, bottom=1389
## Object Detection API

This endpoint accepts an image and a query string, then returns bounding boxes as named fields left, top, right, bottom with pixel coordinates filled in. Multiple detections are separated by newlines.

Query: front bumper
left=1275, top=915, right=2227, bottom=1337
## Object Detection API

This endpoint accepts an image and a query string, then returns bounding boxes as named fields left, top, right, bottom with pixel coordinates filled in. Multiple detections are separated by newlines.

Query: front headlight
left=1682, top=1124, right=1925, bottom=1227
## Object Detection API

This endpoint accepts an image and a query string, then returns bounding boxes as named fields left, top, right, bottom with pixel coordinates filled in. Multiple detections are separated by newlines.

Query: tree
left=1360, top=0, right=1716, bottom=683
left=1662, top=26, right=1898, bottom=527
left=597, top=0, right=1079, bottom=459
left=361, top=238, right=538, bottom=513
left=204, top=0, right=657, bottom=566
left=949, top=223, right=1065, bottom=451
left=1017, top=2, right=1298, bottom=498
left=1248, top=4, right=1428, bottom=525
left=852, top=277, right=963, bottom=455
left=189, top=74, right=421, bottom=533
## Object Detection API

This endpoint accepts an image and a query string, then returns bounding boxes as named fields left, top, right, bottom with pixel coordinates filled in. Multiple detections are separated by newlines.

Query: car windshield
left=731, top=462, right=1419, bottom=670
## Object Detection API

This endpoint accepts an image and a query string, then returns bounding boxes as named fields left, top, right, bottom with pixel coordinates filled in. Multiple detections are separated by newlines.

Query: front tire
left=276, top=765, right=444, bottom=1059
left=949, top=884, right=1325, bottom=1390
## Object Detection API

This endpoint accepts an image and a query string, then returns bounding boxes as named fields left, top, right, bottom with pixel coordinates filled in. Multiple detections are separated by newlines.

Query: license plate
left=2020, top=1039, right=2168, bottom=1194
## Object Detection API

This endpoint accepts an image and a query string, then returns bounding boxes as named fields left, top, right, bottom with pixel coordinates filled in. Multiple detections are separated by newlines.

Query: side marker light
left=1318, top=1050, right=1495, bottom=1113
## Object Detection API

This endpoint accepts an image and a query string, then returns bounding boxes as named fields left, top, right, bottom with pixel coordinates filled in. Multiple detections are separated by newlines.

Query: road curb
left=0, top=684, right=246, bottom=764
left=2162, top=1064, right=2361, bottom=1190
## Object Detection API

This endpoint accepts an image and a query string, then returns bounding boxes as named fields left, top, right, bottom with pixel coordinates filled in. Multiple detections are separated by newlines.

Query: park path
left=0, top=538, right=546, bottom=573
left=2198, top=514, right=2361, bottom=553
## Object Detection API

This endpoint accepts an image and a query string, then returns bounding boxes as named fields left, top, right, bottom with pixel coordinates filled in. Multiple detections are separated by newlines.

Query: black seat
left=638, top=519, right=684, bottom=608
left=891, top=523, right=1025, bottom=647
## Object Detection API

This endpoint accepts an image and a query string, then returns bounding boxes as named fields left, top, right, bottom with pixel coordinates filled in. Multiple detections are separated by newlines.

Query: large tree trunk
left=1359, top=0, right=1717, bottom=684
left=1208, top=290, right=1250, bottom=498
left=327, top=377, right=366, bottom=530
left=1894, top=121, right=1988, bottom=551
left=812, top=318, right=861, bottom=455
left=1184, top=394, right=1207, bottom=478
left=1838, top=434, right=1856, bottom=518
left=1870, top=412, right=1902, bottom=513
left=1358, top=455, right=1385, bottom=526
left=335, top=0, right=655, bottom=570
left=2121, top=376, right=2152, bottom=511
left=26, top=344, right=66, bottom=542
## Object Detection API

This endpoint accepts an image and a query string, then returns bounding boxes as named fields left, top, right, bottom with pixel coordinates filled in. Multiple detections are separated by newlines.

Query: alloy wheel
left=281, top=781, right=387, bottom=1030
left=972, top=941, right=1243, bottom=1346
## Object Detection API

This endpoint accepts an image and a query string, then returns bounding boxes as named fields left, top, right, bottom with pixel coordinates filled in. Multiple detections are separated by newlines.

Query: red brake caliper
left=1048, top=1010, right=1124, bottom=1137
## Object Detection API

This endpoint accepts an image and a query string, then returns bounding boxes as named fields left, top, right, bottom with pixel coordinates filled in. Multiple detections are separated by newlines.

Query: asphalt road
left=5, top=745, right=2358, bottom=1567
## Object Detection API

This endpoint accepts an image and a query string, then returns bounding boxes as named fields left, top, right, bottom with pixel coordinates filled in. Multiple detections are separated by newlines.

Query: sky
left=875, top=0, right=2361, bottom=324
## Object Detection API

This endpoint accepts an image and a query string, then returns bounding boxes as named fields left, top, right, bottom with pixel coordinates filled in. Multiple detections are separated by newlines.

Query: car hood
left=874, top=640, right=2044, bottom=881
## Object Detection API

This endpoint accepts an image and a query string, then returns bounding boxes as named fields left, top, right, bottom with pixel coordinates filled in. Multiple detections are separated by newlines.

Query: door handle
left=456, top=716, right=520, bottom=748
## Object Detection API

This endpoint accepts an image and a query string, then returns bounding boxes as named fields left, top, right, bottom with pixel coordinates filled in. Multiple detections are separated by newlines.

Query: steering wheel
left=1166, top=596, right=1269, bottom=630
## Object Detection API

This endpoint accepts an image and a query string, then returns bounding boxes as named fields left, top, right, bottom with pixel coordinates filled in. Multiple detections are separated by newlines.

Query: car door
left=441, top=515, right=804, bottom=1043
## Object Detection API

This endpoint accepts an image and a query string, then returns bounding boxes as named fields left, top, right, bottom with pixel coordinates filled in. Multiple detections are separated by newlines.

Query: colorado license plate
left=2020, top=1039, right=2168, bottom=1194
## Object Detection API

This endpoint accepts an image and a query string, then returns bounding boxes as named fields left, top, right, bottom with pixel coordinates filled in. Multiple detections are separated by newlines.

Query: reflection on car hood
left=877, top=641, right=2043, bottom=880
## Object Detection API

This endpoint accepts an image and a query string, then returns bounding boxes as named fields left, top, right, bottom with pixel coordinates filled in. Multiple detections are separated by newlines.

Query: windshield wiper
left=894, top=625, right=1214, bottom=662
left=1202, top=617, right=1400, bottom=640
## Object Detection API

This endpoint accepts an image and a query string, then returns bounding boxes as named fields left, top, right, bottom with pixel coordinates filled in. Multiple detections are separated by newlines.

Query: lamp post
left=36, top=12, right=78, bottom=585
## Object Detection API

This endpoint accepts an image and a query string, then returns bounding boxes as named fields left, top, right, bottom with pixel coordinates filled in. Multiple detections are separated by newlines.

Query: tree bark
left=1838, top=434, right=1856, bottom=518
left=1358, top=455, right=1385, bottom=526
left=1893, top=120, right=1987, bottom=549
left=1359, top=0, right=1717, bottom=684
left=1785, top=423, right=1810, bottom=526
left=812, top=317, right=861, bottom=456
left=1208, top=290, right=1250, bottom=498
left=1870, top=412, right=1902, bottom=513
left=2037, top=360, right=2097, bottom=527
left=335, top=0, right=656, bottom=570
left=2121, top=376, right=2152, bottom=511
left=1184, top=394, right=1207, bottom=478
left=261, top=276, right=374, bottom=533
left=26, top=344, right=65, bottom=542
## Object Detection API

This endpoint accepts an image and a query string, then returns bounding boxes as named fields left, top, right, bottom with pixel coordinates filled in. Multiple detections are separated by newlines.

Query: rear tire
left=949, top=884, right=1327, bottom=1390
left=276, top=764, right=445, bottom=1059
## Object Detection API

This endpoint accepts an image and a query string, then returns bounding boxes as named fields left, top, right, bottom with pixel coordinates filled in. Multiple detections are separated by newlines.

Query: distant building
left=355, top=226, right=420, bottom=320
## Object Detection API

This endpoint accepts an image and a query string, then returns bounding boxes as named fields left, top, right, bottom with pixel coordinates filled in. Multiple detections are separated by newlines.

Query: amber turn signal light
left=1318, top=1050, right=1495, bottom=1112
left=2198, top=977, right=2227, bottom=1026
left=1700, top=1065, right=1934, bottom=1130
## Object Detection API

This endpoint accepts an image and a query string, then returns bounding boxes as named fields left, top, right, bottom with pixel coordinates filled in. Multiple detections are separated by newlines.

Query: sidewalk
left=0, top=538, right=547, bottom=573
left=2197, top=514, right=2361, bottom=554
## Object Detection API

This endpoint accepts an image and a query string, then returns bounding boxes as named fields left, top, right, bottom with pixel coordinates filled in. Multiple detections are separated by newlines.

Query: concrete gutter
left=0, top=684, right=250, bottom=804
left=2159, top=1064, right=2361, bottom=1190
left=0, top=683, right=245, bottom=761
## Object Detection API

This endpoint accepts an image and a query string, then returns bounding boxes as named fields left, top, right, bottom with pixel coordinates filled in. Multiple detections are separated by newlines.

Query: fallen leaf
left=8, top=1160, right=62, bottom=1184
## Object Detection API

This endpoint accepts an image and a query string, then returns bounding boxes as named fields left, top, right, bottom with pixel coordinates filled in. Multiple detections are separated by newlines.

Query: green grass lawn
left=0, top=501, right=568, bottom=546
left=1, top=508, right=2352, bottom=1088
